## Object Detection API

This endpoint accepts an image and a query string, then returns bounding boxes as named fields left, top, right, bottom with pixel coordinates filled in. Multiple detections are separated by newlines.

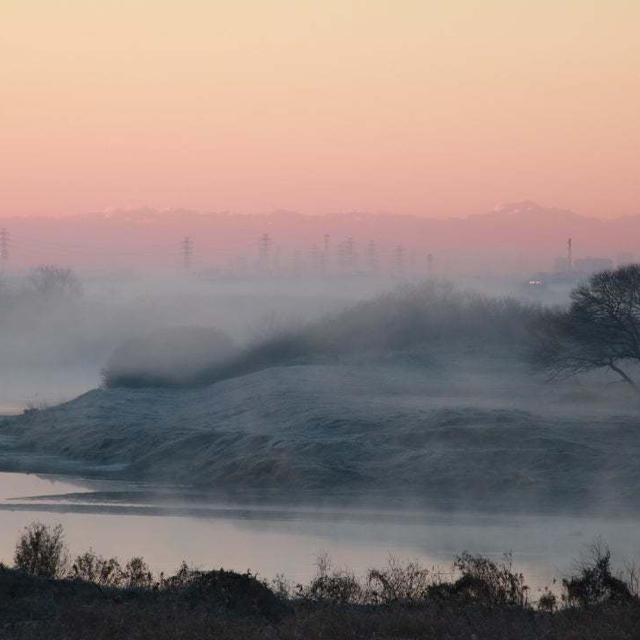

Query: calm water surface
left=0, top=471, right=638, bottom=594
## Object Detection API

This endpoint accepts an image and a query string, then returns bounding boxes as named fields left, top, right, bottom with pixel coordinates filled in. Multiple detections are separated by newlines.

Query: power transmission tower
left=393, top=245, right=405, bottom=276
left=0, top=228, right=8, bottom=263
left=182, top=236, right=193, bottom=270
left=259, top=233, right=272, bottom=271
left=321, top=234, right=330, bottom=273
left=345, top=236, right=355, bottom=271
left=366, top=240, right=379, bottom=274
left=310, top=244, right=322, bottom=273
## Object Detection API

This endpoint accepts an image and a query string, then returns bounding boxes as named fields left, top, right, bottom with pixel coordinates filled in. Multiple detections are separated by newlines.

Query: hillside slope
left=1, top=359, right=639, bottom=513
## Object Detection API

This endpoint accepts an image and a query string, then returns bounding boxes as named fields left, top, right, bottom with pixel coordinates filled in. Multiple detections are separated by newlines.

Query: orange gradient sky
left=2, top=1, right=639, bottom=218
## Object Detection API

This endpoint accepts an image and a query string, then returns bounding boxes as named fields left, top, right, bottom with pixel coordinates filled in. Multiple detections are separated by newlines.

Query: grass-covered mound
left=3, top=357, right=640, bottom=512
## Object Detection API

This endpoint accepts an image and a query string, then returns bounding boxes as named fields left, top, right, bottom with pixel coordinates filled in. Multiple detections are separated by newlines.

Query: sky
left=2, top=1, right=639, bottom=219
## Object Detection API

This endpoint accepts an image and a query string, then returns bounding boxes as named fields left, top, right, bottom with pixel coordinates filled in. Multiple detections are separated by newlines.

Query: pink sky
left=2, top=1, right=639, bottom=219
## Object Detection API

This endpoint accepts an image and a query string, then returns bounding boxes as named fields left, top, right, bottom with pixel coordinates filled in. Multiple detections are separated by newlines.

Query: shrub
left=366, top=556, right=432, bottom=604
left=178, top=569, right=290, bottom=621
left=159, top=561, right=202, bottom=590
left=429, top=552, right=528, bottom=607
left=563, top=543, right=633, bottom=608
left=14, top=522, right=68, bottom=579
left=123, top=557, right=154, bottom=589
left=303, top=571, right=363, bottom=605
left=297, top=553, right=363, bottom=605
left=70, top=550, right=124, bottom=587
left=537, top=589, right=557, bottom=612
left=70, top=551, right=154, bottom=589
left=270, top=573, right=294, bottom=600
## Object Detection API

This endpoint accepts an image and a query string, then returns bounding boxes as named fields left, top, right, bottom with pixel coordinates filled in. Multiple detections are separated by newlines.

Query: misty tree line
left=0, top=264, right=81, bottom=299
left=3, top=260, right=640, bottom=393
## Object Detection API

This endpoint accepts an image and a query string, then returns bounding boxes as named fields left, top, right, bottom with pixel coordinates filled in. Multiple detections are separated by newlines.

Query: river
left=0, top=471, right=638, bottom=596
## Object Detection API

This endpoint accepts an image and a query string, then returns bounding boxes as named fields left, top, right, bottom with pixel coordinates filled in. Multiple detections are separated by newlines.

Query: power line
left=11, top=236, right=179, bottom=258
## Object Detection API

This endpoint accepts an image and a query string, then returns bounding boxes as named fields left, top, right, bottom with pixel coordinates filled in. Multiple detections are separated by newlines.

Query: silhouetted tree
left=535, top=264, right=640, bottom=391
left=71, top=550, right=124, bottom=586
left=28, top=264, right=81, bottom=298
left=563, top=541, right=633, bottom=607
left=14, top=522, right=68, bottom=578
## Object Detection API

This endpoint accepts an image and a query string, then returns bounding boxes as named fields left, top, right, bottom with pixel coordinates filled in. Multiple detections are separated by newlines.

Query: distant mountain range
left=0, top=202, right=637, bottom=273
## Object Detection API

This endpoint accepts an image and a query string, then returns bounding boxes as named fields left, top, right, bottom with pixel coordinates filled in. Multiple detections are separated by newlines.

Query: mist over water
left=0, top=265, right=638, bottom=589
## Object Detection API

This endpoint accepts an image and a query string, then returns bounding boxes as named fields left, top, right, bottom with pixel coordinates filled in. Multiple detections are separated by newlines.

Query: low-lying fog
left=0, top=268, right=573, bottom=410
left=0, top=270, right=392, bottom=411
left=1, top=266, right=638, bottom=586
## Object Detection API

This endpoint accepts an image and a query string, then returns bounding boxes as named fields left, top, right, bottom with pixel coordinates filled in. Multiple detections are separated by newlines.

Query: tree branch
left=608, top=361, right=639, bottom=392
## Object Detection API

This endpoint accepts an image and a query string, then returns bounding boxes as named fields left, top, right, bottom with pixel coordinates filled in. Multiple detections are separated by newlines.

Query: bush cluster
left=10, top=522, right=640, bottom=614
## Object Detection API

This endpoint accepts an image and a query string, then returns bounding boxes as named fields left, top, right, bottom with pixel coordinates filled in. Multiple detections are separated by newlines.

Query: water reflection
left=0, top=471, right=638, bottom=592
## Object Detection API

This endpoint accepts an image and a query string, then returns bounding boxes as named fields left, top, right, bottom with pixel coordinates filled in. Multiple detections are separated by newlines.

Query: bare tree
left=14, top=522, right=68, bottom=578
left=535, top=265, right=640, bottom=391
left=28, top=264, right=81, bottom=298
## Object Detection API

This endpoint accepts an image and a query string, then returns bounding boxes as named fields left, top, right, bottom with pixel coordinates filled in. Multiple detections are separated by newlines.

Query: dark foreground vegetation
left=2, top=523, right=640, bottom=639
